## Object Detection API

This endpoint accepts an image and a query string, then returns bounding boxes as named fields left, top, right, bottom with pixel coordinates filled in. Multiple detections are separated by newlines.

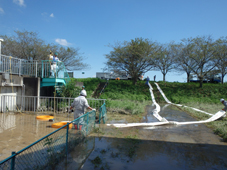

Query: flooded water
left=0, top=112, right=74, bottom=161
left=72, top=104, right=227, bottom=170
left=1, top=104, right=227, bottom=170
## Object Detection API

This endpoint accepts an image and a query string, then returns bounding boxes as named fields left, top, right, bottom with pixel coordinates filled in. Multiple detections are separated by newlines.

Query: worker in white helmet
left=70, top=90, right=95, bottom=129
left=51, top=52, right=61, bottom=77
left=220, top=98, right=227, bottom=111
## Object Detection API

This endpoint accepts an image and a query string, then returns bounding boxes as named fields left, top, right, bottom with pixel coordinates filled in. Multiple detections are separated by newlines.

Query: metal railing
left=0, top=110, right=96, bottom=170
left=0, top=55, right=24, bottom=75
left=0, top=95, right=106, bottom=114
left=41, top=60, right=70, bottom=81
left=0, top=55, right=70, bottom=80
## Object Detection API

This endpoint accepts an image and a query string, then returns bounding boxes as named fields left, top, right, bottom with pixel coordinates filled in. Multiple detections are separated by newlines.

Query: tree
left=57, top=46, right=89, bottom=71
left=175, top=38, right=197, bottom=83
left=152, top=42, right=177, bottom=82
left=0, top=30, right=88, bottom=71
left=105, top=38, right=157, bottom=85
left=1, top=30, right=49, bottom=60
left=189, top=36, right=218, bottom=87
left=214, top=37, right=227, bottom=84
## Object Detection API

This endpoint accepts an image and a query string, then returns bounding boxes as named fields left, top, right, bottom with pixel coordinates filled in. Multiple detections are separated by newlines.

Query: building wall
left=23, top=77, right=39, bottom=96
left=0, top=74, right=23, bottom=95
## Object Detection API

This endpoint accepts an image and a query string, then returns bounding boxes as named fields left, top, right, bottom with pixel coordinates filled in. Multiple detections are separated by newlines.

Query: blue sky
left=1, top=0, right=227, bottom=82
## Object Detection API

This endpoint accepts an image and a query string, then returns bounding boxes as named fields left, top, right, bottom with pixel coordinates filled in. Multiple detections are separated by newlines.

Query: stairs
left=41, top=78, right=66, bottom=87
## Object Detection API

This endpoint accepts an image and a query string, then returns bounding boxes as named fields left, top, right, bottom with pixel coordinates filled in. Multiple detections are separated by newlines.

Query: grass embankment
left=71, top=78, right=227, bottom=141
left=148, top=81, right=227, bottom=142
left=72, top=78, right=151, bottom=115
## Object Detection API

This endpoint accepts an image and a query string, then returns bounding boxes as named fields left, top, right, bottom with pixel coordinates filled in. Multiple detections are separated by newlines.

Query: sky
left=1, top=0, right=227, bottom=82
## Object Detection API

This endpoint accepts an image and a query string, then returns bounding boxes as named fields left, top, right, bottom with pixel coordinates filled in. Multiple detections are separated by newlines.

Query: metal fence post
left=41, top=61, right=43, bottom=78
left=35, top=61, right=37, bottom=77
left=10, top=151, right=16, bottom=170
left=3, top=95, right=5, bottom=113
left=34, top=97, right=36, bottom=113
left=86, top=114, right=89, bottom=135
left=19, top=59, right=21, bottom=76
left=66, top=123, right=69, bottom=158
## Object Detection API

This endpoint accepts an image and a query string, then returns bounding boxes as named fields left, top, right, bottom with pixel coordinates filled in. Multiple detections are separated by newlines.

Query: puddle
left=69, top=104, right=227, bottom=169
left=1, top=104, right=227, bottom=169
left=77, top=137, right=227, bottom=170
left=0, top=112, right=74, bottom=160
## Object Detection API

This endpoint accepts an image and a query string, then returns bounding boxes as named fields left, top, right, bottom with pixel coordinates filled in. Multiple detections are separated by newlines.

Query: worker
left=145, top=76, right=150, bottom=86
left=79, top=86, right=86, bottom=96
left=49, top=51, right=53, bottom=60
left=51, top=52, right=60, bottom=77
left=70, top=90, right=95, bottom=129
left=220, top=99, right=227, bottom=111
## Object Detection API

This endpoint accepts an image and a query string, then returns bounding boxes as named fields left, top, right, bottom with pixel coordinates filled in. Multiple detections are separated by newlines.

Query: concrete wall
left=0, top=74, right=41, bottom=112
left=23, top=77, right=39, bottom=96
left=0, top=74, right=23, bottom=95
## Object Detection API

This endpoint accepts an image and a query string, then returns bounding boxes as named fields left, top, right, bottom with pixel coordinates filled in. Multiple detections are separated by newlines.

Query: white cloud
left=13, top=0, right=26, bottom=7
left=50, top=13, right=54, bottom=17
left=0, top=8, right=4, bottom=14
left=55, top=39, right=71, bottom=46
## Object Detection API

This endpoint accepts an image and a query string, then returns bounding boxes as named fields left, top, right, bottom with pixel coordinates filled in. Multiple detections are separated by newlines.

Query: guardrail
left=0, top=55, right=70, bottom=80
left=0, top=95, right=106, bottom=114
left=0, top=110, right=96, bottom=170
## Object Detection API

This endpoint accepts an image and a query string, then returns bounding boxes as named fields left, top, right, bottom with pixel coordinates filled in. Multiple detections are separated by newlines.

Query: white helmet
left=80, top=90, right=87, bottom=96
left=220, top=98, right=224, bottom=102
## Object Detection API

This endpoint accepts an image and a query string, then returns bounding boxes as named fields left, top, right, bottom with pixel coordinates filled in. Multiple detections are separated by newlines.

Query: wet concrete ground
left=70, top=104, right=227, bottom=170
left=0, top=112, right=74, bottom=160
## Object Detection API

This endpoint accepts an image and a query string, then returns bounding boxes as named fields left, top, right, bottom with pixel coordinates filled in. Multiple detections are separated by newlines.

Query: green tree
left=1, top=30, right=49, bottom=60
left=0, top=30, right=88, bottom=71
left=60, top=79, right=81, bottom=98
left=189, top=36, right=218, bottom=87
left=57, top=46, right=89, bottom=71
left=175, top=38, right=197, bottom=83
left=105, top=38, right=157, bottom=85
left=214, top=37, right=227, bottom=84
left=152, top=42, right=177, bottom=82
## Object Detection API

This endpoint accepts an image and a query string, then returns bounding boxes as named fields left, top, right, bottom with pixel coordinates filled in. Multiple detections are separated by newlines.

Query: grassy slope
left=73, top=78, right=227, bottom=141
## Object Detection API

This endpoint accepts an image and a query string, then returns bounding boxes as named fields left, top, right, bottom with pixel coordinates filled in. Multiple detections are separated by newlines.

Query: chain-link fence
left=99, top=103, right=107, bottom=124
left=0, top=109, right=97, bottom=170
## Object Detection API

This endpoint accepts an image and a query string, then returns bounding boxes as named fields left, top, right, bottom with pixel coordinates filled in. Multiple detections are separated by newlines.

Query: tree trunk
left=132, top=77, right=137, bottom=85
left=222, top=74, right=224, bottom=84
left=163, top=73, right=166, bottom=82
left=187, top=72, right=190, bottom=83
left=199, top=78, right=203, bottom=88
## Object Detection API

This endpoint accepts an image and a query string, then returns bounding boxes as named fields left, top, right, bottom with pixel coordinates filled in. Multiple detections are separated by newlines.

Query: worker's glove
left=92, top=109, right=96, bottom=111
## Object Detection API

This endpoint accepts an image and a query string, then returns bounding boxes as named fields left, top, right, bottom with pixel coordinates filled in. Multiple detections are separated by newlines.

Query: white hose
left=106, top=82, right=226, bottom=128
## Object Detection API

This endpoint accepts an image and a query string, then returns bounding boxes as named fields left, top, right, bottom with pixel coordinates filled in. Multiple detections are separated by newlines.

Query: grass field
left=66, top=78, right=227, bottom=141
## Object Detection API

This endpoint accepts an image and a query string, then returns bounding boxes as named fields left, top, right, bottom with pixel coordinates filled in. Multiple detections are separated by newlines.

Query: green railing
left=0, top=110, right=96, bottom=170
left=0, top=55, right=71, bottom=82
left=41, top=60, right=70, bottom=82
left=99, top=103, right=107, bottom=124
